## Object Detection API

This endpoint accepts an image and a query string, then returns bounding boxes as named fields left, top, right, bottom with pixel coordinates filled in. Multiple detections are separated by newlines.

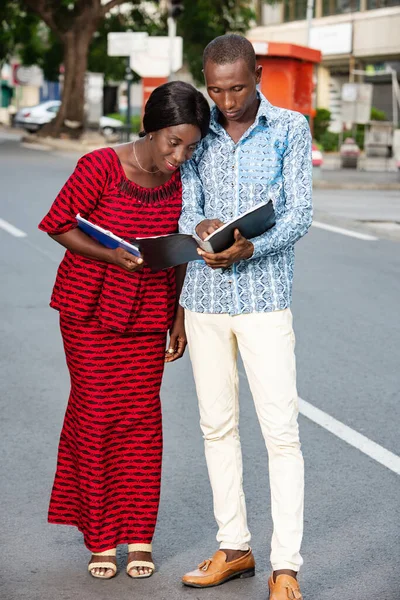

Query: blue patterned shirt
left=178, top=93, right=312, bottom=315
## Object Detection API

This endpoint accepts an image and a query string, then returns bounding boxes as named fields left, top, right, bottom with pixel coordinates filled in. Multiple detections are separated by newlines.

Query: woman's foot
left=127, top=550, right=154, bottom=577
left=88, top=550, right=117, bottom=579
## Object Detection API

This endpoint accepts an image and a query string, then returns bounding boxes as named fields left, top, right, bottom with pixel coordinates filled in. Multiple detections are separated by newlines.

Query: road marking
left=238, top=370, right=399, bottom=475
left=299, top=398, right=400, bottom=475
left=0, top=218, right=27, bottom=238
left=24, top=238, right=60, bottom=263
left=312, top=221, right=378, bottom=241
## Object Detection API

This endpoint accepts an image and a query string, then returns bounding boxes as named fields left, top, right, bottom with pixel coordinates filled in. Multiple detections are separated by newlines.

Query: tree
left=0, top=3, right=44, bottom=70
left=178, top=0, right=256, bottom=84
left=16, top=0, right=136, bottom=138
left=2, top=0, right=280, bottom=138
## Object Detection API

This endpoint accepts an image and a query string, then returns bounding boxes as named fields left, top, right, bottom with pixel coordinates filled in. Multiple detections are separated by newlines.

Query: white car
left=14, top=100, right=123, bottom=136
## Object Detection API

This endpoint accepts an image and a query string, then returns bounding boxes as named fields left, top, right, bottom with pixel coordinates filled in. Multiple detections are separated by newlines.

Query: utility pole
left=168, top=0, right=183, bottom=81
left=125, top=58, right=134, bottom=136
left=306, top=0, right=315, bottom=46
left=168, top=16, right=177, bottom=82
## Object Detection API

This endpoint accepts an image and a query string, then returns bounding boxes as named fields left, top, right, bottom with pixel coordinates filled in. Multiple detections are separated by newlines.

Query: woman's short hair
left=142, top=81, right=210, bottom=139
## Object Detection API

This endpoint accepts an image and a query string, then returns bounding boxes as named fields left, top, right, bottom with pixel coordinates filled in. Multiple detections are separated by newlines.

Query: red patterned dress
left=39, top=147, right=182, bottom=552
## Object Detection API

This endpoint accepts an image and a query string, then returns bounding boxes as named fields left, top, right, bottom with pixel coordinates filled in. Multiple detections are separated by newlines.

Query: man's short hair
left=203, top=34, right=256, bottom=72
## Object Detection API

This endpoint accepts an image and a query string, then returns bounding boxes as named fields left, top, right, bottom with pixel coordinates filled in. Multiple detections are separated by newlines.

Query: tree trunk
left=38, top=28, right=94, bottom=139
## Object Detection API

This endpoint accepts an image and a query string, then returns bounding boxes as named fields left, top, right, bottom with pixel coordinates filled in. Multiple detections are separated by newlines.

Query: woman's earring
left=149, top=134, right=153, bottom=140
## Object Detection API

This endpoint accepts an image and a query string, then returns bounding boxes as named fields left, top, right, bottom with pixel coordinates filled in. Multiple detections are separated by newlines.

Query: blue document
left=76, top=214, right=141, bottom=257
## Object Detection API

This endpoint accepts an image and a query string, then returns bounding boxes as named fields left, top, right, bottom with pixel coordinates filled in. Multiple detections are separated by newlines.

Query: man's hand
left=195, top=218, right=224, bottom=240
left=111, top=247, right=144, bottom=272
left=198, top=229, right=254, bottom=269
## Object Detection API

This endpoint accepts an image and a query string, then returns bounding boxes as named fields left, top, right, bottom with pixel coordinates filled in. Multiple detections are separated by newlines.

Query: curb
left=18, top=135, right=400, bottom=192
left=313, top=180, right=400, bottom=191
left=22, top=133, right=108, bottom=155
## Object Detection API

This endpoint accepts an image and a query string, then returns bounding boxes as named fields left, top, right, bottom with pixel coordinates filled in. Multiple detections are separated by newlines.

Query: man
left=178, top=34, right=312, bottom=600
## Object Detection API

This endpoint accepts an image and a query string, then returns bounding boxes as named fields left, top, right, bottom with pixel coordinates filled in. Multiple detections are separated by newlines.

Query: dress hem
left=48, top=518, right=154, bottom=553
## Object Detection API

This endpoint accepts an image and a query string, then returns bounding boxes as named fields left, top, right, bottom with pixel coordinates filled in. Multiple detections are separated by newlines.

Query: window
left=367, top=0, right=400, bottom=8
left=283, top=0, right=310, bottom=22
left=322, top=0, right=360, bottom=15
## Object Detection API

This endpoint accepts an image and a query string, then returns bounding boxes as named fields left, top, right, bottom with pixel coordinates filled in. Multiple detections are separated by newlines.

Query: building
left=249, top=1, right=400, bottom=130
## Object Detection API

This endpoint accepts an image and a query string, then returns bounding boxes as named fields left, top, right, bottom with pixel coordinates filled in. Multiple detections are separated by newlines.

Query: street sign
left=107, top=32, right=148, bottom=57
left=310, top=22, right=352, bottom=56
left=130, top=36, right=183, bottom=78
left=13, top=65, right=43, bottom=86
left=341, top=83, right=373, bottom=125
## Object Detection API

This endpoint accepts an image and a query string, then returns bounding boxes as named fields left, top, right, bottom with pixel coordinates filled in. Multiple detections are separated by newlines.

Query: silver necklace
left=132, top=141, right=161, bottom=174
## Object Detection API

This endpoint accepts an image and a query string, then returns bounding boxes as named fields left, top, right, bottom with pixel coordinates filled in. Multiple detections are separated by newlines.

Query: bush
left=106, top=113, right=142, bottom=133
left=370, top=106, right=386, bottom=121
left=314, top=108, right=331, bottom=142
left=343, top=127, right=365, bottom=150
left=320, top=131, right=339, bottom=152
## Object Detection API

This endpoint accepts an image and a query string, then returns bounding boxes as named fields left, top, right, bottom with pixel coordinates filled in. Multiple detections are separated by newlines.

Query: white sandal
left=127, top=543, right=155, bottom=579
left=88, top=548, right=117, bottom=579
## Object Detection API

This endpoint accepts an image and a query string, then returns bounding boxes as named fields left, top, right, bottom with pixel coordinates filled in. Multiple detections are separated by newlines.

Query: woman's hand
left=110, top=247, right=144, bottom=272
left=165, top=310, right=187, bottom=363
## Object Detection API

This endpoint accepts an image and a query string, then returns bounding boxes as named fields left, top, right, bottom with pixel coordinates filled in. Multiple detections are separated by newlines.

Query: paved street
left=1, top=137, right=399, bottom=600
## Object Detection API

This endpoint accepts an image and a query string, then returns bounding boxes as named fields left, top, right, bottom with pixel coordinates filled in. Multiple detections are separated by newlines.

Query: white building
left=249, top=1, right=400, bottom=129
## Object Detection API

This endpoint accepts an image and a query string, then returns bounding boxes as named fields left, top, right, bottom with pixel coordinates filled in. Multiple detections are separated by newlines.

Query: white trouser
left=185, top=308, right=304, bottom=572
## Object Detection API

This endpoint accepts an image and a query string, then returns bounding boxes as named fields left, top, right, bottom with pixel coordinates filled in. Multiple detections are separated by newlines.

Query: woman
left=39, top=82, right=210, bottom=580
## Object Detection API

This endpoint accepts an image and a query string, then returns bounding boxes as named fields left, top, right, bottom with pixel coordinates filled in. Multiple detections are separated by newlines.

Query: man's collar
left=209, top=92, right=277, bottom=133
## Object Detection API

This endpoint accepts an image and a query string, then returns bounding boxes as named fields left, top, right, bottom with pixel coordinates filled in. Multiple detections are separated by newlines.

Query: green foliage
left=3, top=1, right=276, bottom=85
left=313, top=108, right=331, bottom=142
left=177, top=0, right=256, bottom=84
left=319, top=127, right=365, bottom=152
left=106, top=113, right=142, bottom=133
left=89, top=8, right=166, bottom=83
left=0, top=2, right=45, bottom=68
left=319, top=131, right=339, bottom=152
left=344, top=127, right=365, bottom=150
left=370, top=106, right=386, bottom=121
left=1, top=1, right=166, bottom=83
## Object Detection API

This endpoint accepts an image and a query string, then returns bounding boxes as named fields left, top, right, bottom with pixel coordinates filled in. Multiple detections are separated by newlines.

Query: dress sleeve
left=38, top=150, right=109, bottom=235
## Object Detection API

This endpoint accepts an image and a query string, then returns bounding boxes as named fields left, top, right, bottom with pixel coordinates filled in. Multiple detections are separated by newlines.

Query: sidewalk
left=21, top=130, right=110, bottom=154
left=0, top=125, right=397, bottom=190
left=23, top=132, right=400, bottom=190
left=313, top=153, right=400, bottom=190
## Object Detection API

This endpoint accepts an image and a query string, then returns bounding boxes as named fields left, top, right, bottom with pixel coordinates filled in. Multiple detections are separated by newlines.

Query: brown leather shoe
left=182, top=549, right=255, bottom=588
left=268, top=574, right=302, bottom=599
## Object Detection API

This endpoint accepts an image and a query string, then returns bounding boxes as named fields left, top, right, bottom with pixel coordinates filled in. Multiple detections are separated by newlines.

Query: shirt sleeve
left=38, top=151, right=108, bottom=235
left=250, top=114, right=313, bottom=260
left=178, top=157, right=206, bottom=236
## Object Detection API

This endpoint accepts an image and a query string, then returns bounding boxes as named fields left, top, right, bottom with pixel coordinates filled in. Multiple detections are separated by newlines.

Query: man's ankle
left=273, top=569, right=297, bottom=582
left=221, top=549, right=248, bottom=563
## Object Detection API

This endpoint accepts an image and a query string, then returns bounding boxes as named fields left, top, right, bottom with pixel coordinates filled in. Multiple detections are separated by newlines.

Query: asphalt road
left=1, top=137, right=399, bottom=600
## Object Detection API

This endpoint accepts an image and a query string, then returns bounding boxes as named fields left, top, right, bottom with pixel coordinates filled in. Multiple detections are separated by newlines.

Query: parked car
left=312, top=144, right=323, bottom=167
left=340, top=137, right=360, bottom=169
left=14, top=100, right=123, bottom=136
